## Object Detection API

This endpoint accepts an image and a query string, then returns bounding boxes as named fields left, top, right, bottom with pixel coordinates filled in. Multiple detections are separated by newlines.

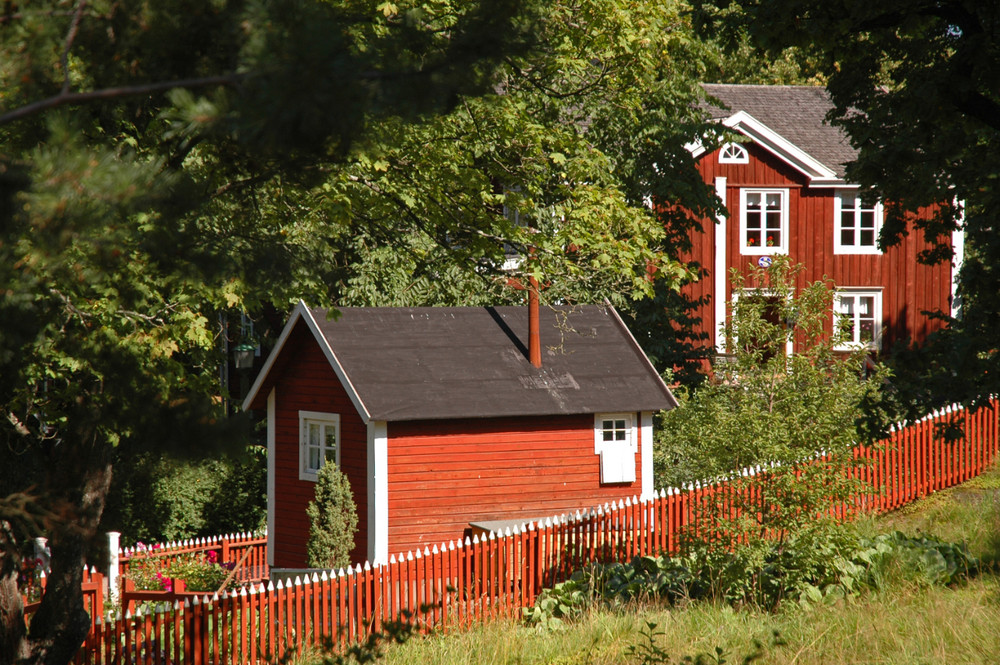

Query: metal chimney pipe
left=529, top=275, right=541, bottom=368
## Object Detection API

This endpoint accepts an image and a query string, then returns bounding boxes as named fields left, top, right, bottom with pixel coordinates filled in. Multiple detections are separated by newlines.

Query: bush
left=102, top=444, right=266, bottom=545
left=306, top=462, right=358, bottom=569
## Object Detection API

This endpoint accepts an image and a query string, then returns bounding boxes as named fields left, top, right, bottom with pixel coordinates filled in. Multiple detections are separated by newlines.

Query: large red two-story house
left=683, top=84, right=961, bottom=359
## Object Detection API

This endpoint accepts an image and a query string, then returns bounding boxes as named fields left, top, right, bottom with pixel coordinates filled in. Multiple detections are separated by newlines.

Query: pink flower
left=206, top=551, right=218, bottom=564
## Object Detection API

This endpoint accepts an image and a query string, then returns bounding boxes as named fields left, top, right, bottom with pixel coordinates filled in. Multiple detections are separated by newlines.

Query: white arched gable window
left=718, top=142, right=749, bottom=164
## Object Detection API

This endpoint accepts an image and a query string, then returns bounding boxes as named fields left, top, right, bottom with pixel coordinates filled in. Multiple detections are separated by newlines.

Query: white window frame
left=833, top=289, right=883, bottom=351
left=718, top=142, right=749, bottom=164
left=594, top=413, right=637, bottom=484
left=834, top=192, right=883, bottom=255
left=740, top=188, right=789, bottom=255
left=299, top=410, right=340, bottom=482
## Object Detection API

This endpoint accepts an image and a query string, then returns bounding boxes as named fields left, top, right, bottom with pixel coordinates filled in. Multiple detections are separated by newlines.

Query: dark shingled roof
left=702, top=84, right=856, bottom=178
left=298, top=304, right=676, bottom=422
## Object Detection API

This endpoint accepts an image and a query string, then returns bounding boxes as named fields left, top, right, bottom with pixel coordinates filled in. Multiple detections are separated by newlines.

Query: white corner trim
left=266, top=388, right=276, bottom=568
left=714, top=177, right=727, bottom=352
left=640, top=411, right=654, bottom=501
left=723, top=111, right=840, bottom=183
left=367, top=421, right=389, bottom=565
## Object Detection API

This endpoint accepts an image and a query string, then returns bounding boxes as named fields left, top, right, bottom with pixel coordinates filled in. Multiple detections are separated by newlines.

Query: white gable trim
left=241, top=305, right=304, bottom=413
left=241, top=301, right=372, bottom=423
left=721, top=111, right=842, bottom=185
left=299, top=304, right=372, bottom=423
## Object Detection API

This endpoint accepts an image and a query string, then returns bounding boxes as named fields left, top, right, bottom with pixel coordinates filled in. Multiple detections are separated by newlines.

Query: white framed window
left=594, top=413, right=636, bottom=484
left=718, top=142, right=749, bottom=164
left=740, top=189, right=788, bottom=255
left=834, top=289, right=882, bottom=350
left=834, top=192, right=882, bottom=254
left=299, top=411, right=340, bottom=482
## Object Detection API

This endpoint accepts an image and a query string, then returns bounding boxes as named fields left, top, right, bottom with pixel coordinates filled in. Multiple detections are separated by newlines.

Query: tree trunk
left=22, top=432, right=113, bottom=665
left=0, top=529, right=30, bottom=665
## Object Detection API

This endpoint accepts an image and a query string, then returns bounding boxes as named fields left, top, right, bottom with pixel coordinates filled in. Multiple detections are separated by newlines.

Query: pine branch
left=0, top=74, right=243, bottom=126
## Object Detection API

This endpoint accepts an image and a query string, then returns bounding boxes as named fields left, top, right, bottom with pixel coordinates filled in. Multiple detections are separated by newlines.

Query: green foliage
left=523, top=528, right=978, bottom=630
left=101, top=445, right=266, bottom=545
left=306, top=462, right=359, bottom=570
left=0, top=2, right=542, bottom=659
left=655, top=259, right=890, bottom=567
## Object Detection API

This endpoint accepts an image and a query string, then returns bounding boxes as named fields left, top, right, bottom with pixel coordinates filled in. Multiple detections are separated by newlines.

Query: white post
left=107, top=531, right=121, bottom=599
left=32, top=537, right=50, bottom=572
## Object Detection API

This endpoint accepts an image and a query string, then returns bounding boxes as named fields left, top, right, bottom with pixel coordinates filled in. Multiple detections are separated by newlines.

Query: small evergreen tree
left=306, top=462, right=358, bottom=570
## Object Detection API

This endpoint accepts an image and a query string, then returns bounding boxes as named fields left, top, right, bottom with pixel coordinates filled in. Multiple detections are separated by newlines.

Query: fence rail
left=23, top=398, right=1000, bottom=664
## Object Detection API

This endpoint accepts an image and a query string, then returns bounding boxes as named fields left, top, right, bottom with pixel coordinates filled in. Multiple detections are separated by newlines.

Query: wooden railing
left=28, top=398, right=1000, bottom=664
left=116, top=531, right=269, bottom=586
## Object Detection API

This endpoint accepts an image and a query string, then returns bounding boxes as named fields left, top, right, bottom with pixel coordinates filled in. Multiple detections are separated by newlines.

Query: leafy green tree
left=306, top=462, right=359, bottom=570
left=0, top=2, right=537, bottom=662
left=655, top=259, right=890, bottom=605
left=689, top=0, right=1000, bottom=413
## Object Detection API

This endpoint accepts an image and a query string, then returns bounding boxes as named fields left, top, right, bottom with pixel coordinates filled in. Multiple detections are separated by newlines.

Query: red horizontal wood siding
left=385, top=414, right=642, bottom=557
left=682, top=143, right=952, bottom=355
left=271, top=322, right=369, bottom=568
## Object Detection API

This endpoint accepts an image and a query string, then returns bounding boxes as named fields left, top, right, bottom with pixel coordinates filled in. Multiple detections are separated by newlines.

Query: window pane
left=603, top=430, right=614, bottom=442
left=325, top=428, right=337, bottom=449
left=614, top=419, right=626, bottom=430
left=842, top=228, right=855, bottom=245
left=859, top=320, right=875, bottom=343
left=309, top=447, right=320, bottom=471
left=860, top=229, right=875, bottom=246
left=309, top=423, right=320, bottom=446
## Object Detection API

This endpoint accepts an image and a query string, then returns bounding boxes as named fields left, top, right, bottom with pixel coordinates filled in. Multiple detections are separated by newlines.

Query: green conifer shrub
left=306, top=462, right=359, bottom=569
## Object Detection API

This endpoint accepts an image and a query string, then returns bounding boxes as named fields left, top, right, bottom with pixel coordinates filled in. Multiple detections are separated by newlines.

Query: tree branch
left=60, top=0, right=88, bottom=95
left=0, top=74, right=243, bottom=127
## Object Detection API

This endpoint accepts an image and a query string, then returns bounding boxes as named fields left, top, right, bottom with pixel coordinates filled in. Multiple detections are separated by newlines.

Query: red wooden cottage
left=242, top=302, right=676, bottom=568
left=684, top=84, right=961, bottom=359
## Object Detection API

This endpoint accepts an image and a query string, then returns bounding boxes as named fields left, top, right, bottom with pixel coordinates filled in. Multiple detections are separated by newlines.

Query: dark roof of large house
left=244, top=303, right=677, bottom=422
left=701, top=83, right=856, bottom=178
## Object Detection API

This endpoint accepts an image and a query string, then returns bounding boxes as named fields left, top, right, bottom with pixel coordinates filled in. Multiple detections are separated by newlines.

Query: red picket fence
left=117, top=531, right=269, bottom=586
left=35, top=397, right=1000, bottom=664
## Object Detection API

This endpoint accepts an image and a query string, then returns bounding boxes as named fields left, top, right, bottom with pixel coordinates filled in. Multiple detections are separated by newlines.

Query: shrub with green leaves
left=523, top=529, right=979, bottom=627
left=306, top=462, right=359, bottom=569
left=654, top=259, right=893, bottom=597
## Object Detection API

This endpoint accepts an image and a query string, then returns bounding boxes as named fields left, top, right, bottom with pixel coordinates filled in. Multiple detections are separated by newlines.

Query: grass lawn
left=369, top=461, right=1000, bottom=665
